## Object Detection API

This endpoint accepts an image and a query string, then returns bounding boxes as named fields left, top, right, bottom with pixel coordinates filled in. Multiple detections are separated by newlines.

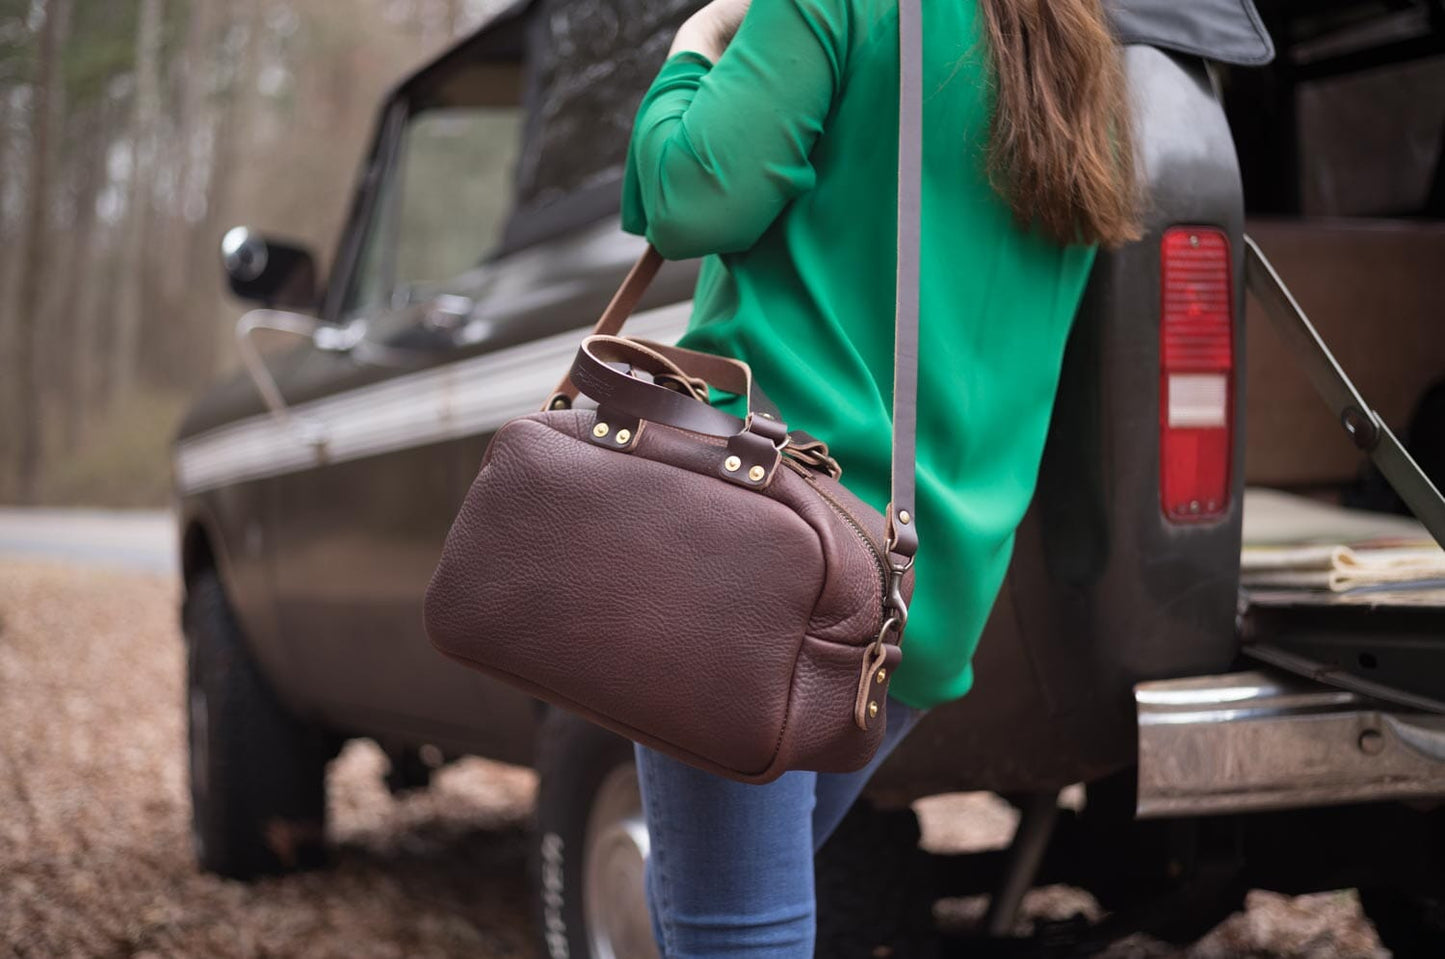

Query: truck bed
left=1238, top=486, right=1445, bottom=711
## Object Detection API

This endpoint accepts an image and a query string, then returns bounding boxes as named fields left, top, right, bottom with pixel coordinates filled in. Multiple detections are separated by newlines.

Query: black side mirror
left=221, top=227, right=320, bottom=311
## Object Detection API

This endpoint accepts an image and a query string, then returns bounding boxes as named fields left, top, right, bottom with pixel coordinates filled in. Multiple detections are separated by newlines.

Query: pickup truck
left=170, top=0, right=1445, bottom=955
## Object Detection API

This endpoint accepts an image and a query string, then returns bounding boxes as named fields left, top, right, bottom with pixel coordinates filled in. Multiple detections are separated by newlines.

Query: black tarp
left=1110, top=0, right=1275, bottom=67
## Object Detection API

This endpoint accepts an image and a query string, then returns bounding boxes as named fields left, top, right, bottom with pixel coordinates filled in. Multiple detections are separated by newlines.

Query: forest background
left=0, top=0, right=509, bottom=506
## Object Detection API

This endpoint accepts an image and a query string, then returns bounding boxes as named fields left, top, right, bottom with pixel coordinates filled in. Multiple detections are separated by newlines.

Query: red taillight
left=1160, top=226, right=1233, bottom=522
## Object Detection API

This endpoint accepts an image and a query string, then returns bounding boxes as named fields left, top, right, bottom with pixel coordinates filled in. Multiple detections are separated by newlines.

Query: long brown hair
left=979, top=0, right=1143, bottom=248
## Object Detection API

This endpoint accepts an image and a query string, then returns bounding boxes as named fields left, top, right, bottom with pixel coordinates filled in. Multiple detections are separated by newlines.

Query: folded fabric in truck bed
left=1240, top=486, right=1445, bottom=591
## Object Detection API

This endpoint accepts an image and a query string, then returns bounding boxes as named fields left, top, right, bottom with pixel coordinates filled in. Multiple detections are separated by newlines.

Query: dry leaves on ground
left=0, top=559, right=1392, bottom=958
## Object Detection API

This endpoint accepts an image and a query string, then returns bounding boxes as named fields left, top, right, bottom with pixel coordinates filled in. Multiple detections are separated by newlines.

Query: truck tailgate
left=1135, top=490, right=1445, bottom=817
left=1237, top=485, right=1445, bottom=710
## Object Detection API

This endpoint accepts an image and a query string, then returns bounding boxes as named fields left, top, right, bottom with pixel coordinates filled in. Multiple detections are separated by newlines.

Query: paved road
left=0, top=507, right=176, bottom=574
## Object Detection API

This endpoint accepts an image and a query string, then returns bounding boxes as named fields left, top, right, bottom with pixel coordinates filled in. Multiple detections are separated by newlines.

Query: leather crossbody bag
left=423, top=0, right=922, bottom=784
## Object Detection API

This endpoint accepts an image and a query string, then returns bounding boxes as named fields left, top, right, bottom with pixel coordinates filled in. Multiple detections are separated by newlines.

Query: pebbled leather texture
left=424, top=410, right=912, bottom=782
left=426, top=0, right=921, bottom=783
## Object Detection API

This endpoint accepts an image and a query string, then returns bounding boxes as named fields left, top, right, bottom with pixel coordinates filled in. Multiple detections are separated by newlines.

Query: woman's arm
left=621, top=0, right=849, bottom=260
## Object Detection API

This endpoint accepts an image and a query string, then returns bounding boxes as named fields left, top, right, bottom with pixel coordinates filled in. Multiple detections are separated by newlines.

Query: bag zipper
left=614, top=419, right=892, bottom=630
left=781, top=457, right=888, bottom=628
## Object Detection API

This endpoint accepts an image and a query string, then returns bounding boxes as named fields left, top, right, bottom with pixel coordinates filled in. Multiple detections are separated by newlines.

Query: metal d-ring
left=873, top=614, right=903, bottom=650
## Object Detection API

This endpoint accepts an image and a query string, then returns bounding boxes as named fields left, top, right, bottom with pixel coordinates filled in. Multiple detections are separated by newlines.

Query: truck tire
left=814, top=800, right=939, bottom=958
left=532, top=708, right=658, bottom=959
left=183, top=570, right=328, bottom=879
left=1079, top=771, right=1246, bottom=946
left=532, top=706, right=938, bottom=959
left=1359, top=885, right=1445, bottom=958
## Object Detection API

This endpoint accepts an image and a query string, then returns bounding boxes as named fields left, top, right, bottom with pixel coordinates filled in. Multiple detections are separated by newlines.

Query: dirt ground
left=0, top=560, right=1391, bottom=958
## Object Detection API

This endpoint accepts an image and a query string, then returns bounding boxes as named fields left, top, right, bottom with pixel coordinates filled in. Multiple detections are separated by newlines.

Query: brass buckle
left=654, top=370, right=710, bottom=403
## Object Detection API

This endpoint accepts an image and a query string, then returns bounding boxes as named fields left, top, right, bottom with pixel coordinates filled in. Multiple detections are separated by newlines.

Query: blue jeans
left=633, top=694, right=928, bottom=958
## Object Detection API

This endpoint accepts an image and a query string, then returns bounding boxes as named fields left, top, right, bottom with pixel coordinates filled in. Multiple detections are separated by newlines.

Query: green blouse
left=620, top=0, right=1098, bottom=709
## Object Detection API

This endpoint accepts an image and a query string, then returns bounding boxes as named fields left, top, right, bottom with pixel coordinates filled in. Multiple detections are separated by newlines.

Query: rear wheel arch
left=184, top=568, right=329, bottom=878
left=179, top=502, right=239, bottom=589
left=182, top=517, right=218, bottom=586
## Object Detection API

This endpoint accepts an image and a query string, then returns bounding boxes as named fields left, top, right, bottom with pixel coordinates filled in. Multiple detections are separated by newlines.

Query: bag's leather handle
left=612, top=337, right=756, bottom=403
left=571, top=335, right=763, bottom=440
left=547, top=0, right=921, bottom=561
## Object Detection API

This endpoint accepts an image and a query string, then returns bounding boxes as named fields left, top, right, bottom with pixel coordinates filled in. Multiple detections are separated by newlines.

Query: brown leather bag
left=423, top=0, right=922, bottom=784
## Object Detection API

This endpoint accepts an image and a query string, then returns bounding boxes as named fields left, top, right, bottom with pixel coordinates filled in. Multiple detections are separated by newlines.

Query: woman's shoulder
left=746, top=0, right=898, bottom=63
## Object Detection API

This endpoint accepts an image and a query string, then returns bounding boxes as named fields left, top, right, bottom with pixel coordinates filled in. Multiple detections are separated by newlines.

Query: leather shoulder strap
left=887, top=0, right=921, bottom=561
left=546, top=0, right=921, bottom=564
left=545, top=246, right=665, bottom=409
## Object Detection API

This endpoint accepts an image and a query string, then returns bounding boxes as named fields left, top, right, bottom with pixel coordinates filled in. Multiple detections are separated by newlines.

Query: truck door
left=266, top=38, right=539, bottom=759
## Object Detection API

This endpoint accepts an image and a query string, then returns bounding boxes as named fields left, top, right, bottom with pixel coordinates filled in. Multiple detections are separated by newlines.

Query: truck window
left=501, top=0, right=692, bottom=246
left=340, top=69, right=525, bottom=319
left=1224, top=2, right=1445, bottom=219
left=1296, top=54, right=1445, bottom=218
left=393, top=106, right=523, bottom=285
left=1222, top=0, right=1445, bottom=498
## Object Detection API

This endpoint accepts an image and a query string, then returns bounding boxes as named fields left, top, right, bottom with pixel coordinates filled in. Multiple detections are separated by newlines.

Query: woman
left=620, top=0, right=1141, bottom=953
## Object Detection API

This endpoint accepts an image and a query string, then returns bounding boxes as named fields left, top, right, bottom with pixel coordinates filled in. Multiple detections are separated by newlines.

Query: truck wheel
left=815, top=800, right=939, bottom=958
left=533, top=708, right=658, bottom=959
left=1359, top=885, right=1445, bottom=958
left=183, top=570, right=329, bottom=879
left=532, top=708, right=936, bottom=959
left=1079, top=771, right=1246, bottom=946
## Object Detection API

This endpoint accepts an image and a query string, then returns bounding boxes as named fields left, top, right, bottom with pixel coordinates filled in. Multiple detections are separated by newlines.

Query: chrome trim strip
left=1137, top=669, right=1445, bottom=817
left=174, top=303, right=690, bottom=494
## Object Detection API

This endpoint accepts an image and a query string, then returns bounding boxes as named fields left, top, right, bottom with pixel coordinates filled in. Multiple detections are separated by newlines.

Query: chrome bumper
left=1135, top=670, right=1445, bottom=817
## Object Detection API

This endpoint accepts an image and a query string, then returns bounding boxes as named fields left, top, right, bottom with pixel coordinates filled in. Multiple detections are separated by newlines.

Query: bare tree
left=196, top=0, right=267, bottom=376
left=13, top=0, right=70, bottom=503
left=53, top=104, right=115, bottom=451
left=2, top=0, right=461, bottom=504
left=110, top=0, right=163, bottom=401
left=155, top=0, right=222, bottom=385
left=0, top=86, right=18, bottom=360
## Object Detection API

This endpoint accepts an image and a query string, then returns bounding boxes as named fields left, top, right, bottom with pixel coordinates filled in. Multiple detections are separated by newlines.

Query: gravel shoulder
left=0, top=560, right=538, bottom=959
left=0, top=559, right=1389, bottom=958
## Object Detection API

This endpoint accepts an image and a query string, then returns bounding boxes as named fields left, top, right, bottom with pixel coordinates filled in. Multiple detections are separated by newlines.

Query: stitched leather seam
left=476, top=417, right=527, bottom=473
left=569, top=411, right=877, bottom=643
left=805, top=483, right=887, bottom=639
left=764, top=520, right=831, bottom=774
left=427, top=634, right=797, bottom=781
left=506, top=409, right=832, bottom=775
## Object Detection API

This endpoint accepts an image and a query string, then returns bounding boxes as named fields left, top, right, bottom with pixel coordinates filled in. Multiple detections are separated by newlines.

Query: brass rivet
left=593, top=422, right=610, bottom=438
left=876, top=668, right=887, bottom=683
left=748, top=465, right=766, bottom=482
left=899, top=510, right=911, bottom=525
left=616, top=429, right=632, bottom=444
left=724, top=455, right=742, bottom=472
left=549, top=397, right=569, bottom=410
left=868, top=700, right=879, bottom=719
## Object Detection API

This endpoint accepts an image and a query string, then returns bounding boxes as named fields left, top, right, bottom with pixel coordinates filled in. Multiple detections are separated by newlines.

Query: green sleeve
left=621, top=0, right=849, bottom=260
